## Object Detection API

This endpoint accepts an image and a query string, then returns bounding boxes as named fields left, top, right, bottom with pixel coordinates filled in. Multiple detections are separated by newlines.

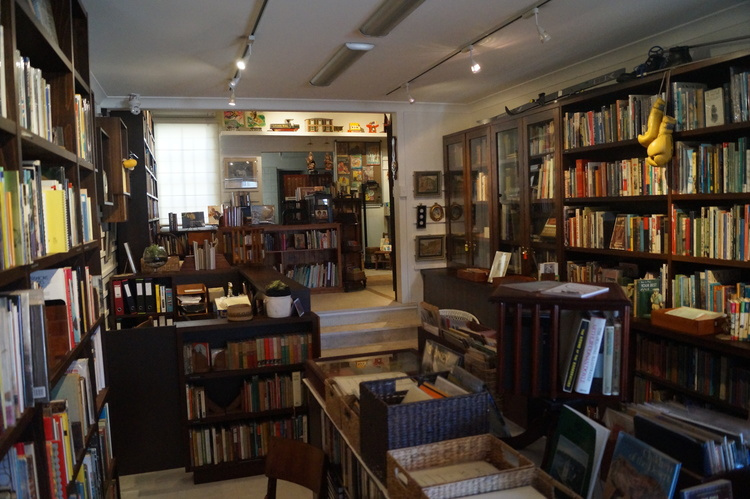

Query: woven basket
left=386, top=434, right=535, bottom=499
left=359, top=374, right=490, bottom=482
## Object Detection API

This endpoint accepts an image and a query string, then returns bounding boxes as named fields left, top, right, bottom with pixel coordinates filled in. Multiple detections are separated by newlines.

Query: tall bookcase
left=108, top=109, right=160, bottom=274
left=0, top=0, right=118, bottom=497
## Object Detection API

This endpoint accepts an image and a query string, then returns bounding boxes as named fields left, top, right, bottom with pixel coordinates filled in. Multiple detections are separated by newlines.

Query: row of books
left=564, top=157, right=668, bottom=198
left=15, top=50, right=53, bottom=142
left=562, top=93, right=664, bottom=149
left=559, top=310, right=623, bottom=396
left=673, top=74, right=750, bottom=131
left=564, top=208, right=667, bottom=254
left=266, top=228, right=339, bottom=251
left=284, top=261, right=339, bottom=289
left=191, top=239, right=217, bottom=270
left=530, top=155, right=555, bottom=200
left=73, top=94, right=94, bottom=163
left=184, top=333, right=313, bottom=374
left=635, top=334, right=750, bottom=406
left=671, top=203, right=750, bottom=262
left=674, top=138, right=749, bottom=194
left=188, top=415, right=307, bottom=467
left=670, top=268, right=744, bottom=312
left=528, top=121, right=555, bottom=156
left=0, top=440, right=41, bottom=498
left=112, top=277, right=173, bottom=316
left=184, top=371, right=303, bottom=420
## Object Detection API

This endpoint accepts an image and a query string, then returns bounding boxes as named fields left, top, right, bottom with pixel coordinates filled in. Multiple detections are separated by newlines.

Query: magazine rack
left=489, top=282, right=631, bottom=441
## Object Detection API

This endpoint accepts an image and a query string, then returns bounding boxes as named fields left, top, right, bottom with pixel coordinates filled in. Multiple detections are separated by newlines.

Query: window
left=154, top=120, right=220, bottom=227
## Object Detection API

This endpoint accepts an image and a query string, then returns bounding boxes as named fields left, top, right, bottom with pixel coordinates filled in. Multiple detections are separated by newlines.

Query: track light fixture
left=236, top=35, right=255, bottom=70
left=310, top=42, right=374, bottom=87
left=524, top=7, right=551, bottom=43
left=360, top=0, right=426, bottom=37
left=228, top=87, right=236, bottom=106
left=128, top=93, right=141, bottom=115
left=469, top=45, right=481, bottom=74
left=405, top=82, right=415, bottom=104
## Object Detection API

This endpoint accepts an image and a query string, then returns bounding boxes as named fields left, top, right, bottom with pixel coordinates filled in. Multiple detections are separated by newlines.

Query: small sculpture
left=366, top=121, right=379, bottom=133
left=324, top=152, right=333, bottom=170
left=306, top=151, right=316, bottom=172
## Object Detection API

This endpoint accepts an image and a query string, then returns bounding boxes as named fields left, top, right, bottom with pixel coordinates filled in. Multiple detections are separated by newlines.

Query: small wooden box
left=324, top=379, right=361, bottom=451
left=651, top=307, right=727, bottom=336
left=457, top=268, right=489, bottom=282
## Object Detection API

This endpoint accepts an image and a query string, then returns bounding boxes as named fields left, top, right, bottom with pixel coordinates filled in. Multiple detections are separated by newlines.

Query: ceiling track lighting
left=310, top=42, right=374, bottom=87
left=405, top=82, right=415, bottom=104
left=128, top=93, right=141, bottom=115
left=236, top=35, right=255, bottom=70
left=359, top=0, right=426, bottom=37
left=523, top=7, right=551, bottom=43
left=468, top=44, right=481, bottom=74
left=228, top=86, right=236, bottom=106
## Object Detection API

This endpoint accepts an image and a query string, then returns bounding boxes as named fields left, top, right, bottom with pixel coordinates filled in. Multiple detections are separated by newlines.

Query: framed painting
left=414, top=170, right=441, bottom=197
left=224, top=157, right=259, bottom=190
left=415, top=235, right=445, bottom=261
left=366, top=142, right=381, bottom=165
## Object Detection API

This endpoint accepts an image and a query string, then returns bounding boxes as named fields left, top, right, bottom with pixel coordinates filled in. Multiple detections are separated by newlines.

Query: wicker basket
left=386, top=434, right=535, bottom=499
left=387, top=436, right=581, bottom=499
left=359, top=374, right=490, bottom=482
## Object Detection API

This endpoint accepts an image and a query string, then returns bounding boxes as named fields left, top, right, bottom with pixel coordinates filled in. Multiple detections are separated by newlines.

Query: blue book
left=604, top=431, right=680, bottom=499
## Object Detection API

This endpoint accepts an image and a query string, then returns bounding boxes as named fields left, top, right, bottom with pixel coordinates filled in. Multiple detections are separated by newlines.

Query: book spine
left=563, top=317, right=589, bottom=392
left=575, top=316, right=606, bottom=394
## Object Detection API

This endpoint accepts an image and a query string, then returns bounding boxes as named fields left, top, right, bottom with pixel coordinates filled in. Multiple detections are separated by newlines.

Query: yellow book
left=43, top=188, right=68, bottom=254
left=155, top=284, right=161, bottom=313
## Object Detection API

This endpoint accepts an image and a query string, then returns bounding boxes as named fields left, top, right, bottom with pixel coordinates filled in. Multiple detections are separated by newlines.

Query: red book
left=575, top=159, right=586, bottom=198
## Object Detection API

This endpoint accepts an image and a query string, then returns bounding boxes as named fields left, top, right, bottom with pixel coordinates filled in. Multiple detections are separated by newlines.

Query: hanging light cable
left=405, top=82, right=415, bottom=104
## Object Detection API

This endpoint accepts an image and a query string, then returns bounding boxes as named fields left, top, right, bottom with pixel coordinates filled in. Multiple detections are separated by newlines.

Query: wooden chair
left=264, top=436, right=326, bottom=499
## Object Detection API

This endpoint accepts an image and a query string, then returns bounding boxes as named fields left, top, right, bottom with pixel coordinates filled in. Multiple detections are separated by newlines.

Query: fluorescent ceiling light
left=310, top=42, right=374, bottom=87
left=360, top=0, right=426, bottom=37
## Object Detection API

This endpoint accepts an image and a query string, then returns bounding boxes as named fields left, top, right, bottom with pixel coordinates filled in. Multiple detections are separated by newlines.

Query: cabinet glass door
left=468, top=132, right=490, bottom=268
left=527, top=118, right=557, bottom=278
left=496, top=126, right=521, bottom=273
left=445, top=137, right=467, bottom=266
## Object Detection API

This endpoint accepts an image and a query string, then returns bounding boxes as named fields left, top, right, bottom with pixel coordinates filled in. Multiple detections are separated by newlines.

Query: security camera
left=128, top=93, right=142, bottom=115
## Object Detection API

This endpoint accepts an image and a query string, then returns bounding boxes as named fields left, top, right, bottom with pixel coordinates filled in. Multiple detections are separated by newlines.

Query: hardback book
left=574, top=314, right=606, bottom=394
left=559, top=310, right=588, bottom=393
left=540, top=282, right=608, bottom=298
left=544, top=404, right=610, bottom=499
left=608, top=214, right=627, bottom=250
left=633, top=278, right=661, bottom=318
left=603, top=432, right=680, bottom=499
left=680, top=478, right=733, bottom=499
left=633, top=414, right=713, bottom=476
left=704, top=87, right=726, bottom=127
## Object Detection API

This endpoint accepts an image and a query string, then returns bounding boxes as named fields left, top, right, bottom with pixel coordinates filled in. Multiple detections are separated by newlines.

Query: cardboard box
left=651, top=307, right=726, bottom=336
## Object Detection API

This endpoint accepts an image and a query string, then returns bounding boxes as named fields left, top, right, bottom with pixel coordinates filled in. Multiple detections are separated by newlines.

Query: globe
left=143, top=245, right=168, bottom=270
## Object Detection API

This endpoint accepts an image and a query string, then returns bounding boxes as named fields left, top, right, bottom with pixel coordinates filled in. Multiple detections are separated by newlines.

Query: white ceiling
left=81, top=0, right=749, bottom=108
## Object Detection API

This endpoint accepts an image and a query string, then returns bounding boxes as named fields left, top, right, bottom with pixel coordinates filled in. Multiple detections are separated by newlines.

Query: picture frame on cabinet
left=414, top=171, right=442, bottom=196
left=415, top=235, right=445, bottom=261
left=224, top=157, right=259, bottom=190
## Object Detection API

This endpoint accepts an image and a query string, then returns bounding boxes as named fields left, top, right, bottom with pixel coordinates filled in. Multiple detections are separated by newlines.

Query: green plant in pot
left=142, top=244, right=168, bottom=270
left=264, top=280, right=292, bottom=317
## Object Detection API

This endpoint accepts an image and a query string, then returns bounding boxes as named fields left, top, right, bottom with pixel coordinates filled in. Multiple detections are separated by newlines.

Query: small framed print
left=293, top=298, right=305, bottom=317
left=224, top=157, right=259, bottom=190
left=429, top=203, right=444, bottom=222
left=416, top=235, right=445, bottom=261
left=366, top=142, right=381, bottom=165
left=414, top=171, right=441, bottom=197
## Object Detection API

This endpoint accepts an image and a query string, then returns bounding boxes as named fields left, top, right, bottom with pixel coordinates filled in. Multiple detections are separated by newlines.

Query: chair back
left=265, top=436, right=326, bottom=499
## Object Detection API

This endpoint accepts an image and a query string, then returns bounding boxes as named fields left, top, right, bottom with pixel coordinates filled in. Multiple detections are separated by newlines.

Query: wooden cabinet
left=176, top=313, right=321, bottom=484
left=97, top=116, right=131, bottom=222
left=444, top=125, right=494, bottom=269
left=0, top=1, right=118, bottom=497
left=261, top=223, right=343, bottom=293
left=491, top=108, right=560, bottom=276
left=109, top=110, right=160, bottom=274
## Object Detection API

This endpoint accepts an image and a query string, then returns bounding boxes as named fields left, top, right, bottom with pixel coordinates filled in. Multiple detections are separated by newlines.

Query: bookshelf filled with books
left=260, top=223, right=343, bottom=293
left=176, top=313, right=321, bottom=484
left=0, top=1, right=119, bottom=497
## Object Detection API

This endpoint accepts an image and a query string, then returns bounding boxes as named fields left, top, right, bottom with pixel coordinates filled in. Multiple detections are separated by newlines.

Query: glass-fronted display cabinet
left=443, top=126, right=493, bottom=268
left=492, top=108, right=560, bottom=277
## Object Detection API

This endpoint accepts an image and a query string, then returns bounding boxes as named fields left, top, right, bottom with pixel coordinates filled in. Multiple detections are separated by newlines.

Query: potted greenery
left=142, top=244, right=168, bottom=270
left=264, top=279, right=292, bottom=318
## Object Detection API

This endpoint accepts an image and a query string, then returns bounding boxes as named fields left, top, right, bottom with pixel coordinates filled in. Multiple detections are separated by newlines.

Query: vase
left=264, top=295, right=292, bottom=318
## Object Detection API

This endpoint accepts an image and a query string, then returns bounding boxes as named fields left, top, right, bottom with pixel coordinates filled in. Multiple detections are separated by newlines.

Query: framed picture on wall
left=224, top=157, right=259, bottom=190
left=414, top=171, right=441, bottom=197
left=415, top=235, right=445, bottom=261
left=366, top=142, right=381, bottom=165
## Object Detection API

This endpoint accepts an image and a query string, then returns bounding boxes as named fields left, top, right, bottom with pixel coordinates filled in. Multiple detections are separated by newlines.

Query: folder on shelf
left=121, top=279, right=137, bottom=314
left=135, top=278, right=145, bottom=313
left=144, top=278, right=155, bottom=312
left=112, top=280, right=125, bottom=315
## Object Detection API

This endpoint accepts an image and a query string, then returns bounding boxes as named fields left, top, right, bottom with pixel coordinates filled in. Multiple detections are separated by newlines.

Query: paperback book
left=603, top=432, right=680, bottom=499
